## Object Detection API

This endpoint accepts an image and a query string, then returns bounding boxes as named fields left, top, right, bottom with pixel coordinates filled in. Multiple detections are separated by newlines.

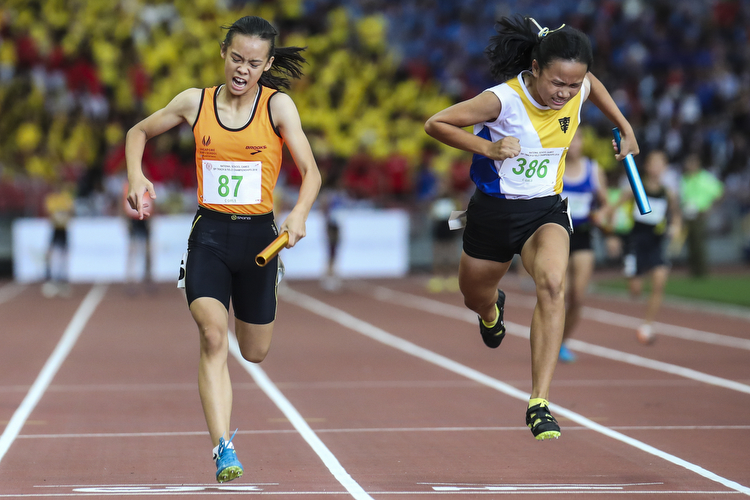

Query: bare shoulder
left=269, top=91, right=296, bottom=112
left=268, top=91, right=300, bottom=127
left=169, top=88, right=203, bottom=114
left=431, top=90, right=502, bottom=128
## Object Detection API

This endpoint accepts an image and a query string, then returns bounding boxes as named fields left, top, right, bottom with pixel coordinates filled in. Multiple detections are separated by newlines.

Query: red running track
left=0, top=275, right=749, bottom=499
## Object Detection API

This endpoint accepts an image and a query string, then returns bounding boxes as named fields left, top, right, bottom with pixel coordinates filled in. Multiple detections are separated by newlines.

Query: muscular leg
left=520, top=224, right=570, bottom=401
left=628, top=275, right=643, bottom=299
left=235, top=319, right=274, bottom=363
left=191, top=297, right=232, bottom=447
left=645, top=265, right=669, bottom=324
left=563, top=249, right=595, bottom=341
left=458, top=251, right=512, bottom=322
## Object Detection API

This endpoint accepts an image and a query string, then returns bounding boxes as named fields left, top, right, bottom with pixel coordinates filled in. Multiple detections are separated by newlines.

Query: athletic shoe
left=558, top=343, right=577, bottom=363
left=478, top=290, right=506, bottom=348
left=636, top=324, right=655, bottom=345
left=526, top=400, right=561, bottom=440
left=215, top=430, right=243, bottom=483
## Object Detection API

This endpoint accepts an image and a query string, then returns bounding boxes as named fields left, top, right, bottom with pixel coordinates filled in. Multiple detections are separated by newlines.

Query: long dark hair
left=485, top=15, right=593, bottom=82
left=221, top=16, right=306, bottom=90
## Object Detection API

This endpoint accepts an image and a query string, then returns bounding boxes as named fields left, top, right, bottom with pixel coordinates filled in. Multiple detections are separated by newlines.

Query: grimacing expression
left=531, top=59, right=588, bottom=110
left=222, top=34, right=274, bottom=95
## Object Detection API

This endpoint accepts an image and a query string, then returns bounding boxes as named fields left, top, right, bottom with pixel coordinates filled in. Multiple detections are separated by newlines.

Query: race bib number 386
left=498, top=147, right=565, bottom=199
left=202, top=160, right=262, bottom=205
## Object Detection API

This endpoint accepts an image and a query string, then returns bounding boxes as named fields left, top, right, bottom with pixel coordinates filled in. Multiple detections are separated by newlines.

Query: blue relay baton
left=612, top=127, right=651, bottom=215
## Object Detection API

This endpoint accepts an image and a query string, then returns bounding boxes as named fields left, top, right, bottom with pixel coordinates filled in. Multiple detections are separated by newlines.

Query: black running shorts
left=623, top=225, right=667, bottom=277
left=569, top=224, right=593, bottom=253
left=185, top=207, right=281, bottom=325
left=463, top=189, right=572, bottom=263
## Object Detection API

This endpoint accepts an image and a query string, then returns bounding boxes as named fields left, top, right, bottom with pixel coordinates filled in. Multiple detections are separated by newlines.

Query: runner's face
left=531, top=59, right=588, bottom=110
left=221, top=34, right=274, bottom=96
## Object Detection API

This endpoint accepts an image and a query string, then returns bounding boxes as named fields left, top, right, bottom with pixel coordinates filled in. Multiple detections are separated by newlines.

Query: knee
left=651, top=281, right=666, bottom=295
left=463, top=291, right=496, bottom=314
left=198, top=324, right=227, bottom=356
left=240, top=344, right=270, bottom=364
left=535, top=270, right=565, bottom=303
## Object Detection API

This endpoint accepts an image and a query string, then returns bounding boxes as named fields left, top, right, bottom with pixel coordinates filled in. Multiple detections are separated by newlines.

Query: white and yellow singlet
left=470, top=71, right=587, bottom=199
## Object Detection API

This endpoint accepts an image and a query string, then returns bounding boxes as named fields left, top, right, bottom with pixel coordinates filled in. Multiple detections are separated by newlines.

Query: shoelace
left=217, top=428, right=239, bottom=458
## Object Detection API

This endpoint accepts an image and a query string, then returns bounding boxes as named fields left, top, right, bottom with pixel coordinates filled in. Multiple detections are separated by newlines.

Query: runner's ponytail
left=261, top=46, right=306, bottom=90
left=485, top=15, right=592, bottom=82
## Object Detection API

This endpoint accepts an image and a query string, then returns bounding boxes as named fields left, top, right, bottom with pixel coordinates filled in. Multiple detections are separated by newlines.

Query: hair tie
left=529, top=17, right=566, bottom=39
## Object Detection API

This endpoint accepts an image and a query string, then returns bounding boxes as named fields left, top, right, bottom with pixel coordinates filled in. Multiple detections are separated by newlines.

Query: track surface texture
left=1, top=275, right=749, bottom=499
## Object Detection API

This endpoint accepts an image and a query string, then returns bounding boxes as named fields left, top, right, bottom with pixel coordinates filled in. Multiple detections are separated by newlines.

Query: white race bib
left=498, top=147, right=565, bottom=199
left=633, top=196, right=668, bottom=225
left=202, top=160, right=262, bottom=205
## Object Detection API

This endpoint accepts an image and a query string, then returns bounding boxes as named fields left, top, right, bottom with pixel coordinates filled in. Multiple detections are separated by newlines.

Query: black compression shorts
left=184, top=207, right=281, bottom=325
left=463, top=189, right=572, bottom=263
left=570, top=224, right=593, bottom=253
left=623, top=226, right=667, bottom=277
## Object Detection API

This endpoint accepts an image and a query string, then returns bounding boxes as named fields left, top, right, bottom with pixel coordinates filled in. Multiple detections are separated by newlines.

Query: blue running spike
left=215, top=429, right=243, bottom=483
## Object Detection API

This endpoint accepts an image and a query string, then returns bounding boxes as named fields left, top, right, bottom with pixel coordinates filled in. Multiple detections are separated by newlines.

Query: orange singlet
left=193, top=85, right=283, bottom=215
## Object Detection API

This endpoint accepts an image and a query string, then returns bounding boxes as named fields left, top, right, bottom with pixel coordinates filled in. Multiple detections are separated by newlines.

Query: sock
left=481, top=304, right=499, bottom=328
left=528, top=398, right=548, bottom=409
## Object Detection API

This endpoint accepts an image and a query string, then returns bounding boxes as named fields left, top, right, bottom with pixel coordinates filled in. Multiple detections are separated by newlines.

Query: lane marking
left=368, top=283, right=750, bottom=350
left=282, top=288, right=750, bottom=497
left=34, top=483, right=279, bottom=487
left=0, top=284, right=107, bottom=465
left=581, top=307, right=750, bottom=351
left=365, top=285, right=750, bottom=395
left=6, top=378, right=747, bottom=394
left=420, top=482, right=662, bottom=487
left=22, top=482, right=737, bottom=498
left=17, top=482, right=735, bottom=497
left=228, top=334, right=374, bottom=500
left=565, top=339, right=750, bottom=395
left=1, top=490, right=740, bottom=497
left=16, top=425, right=750, bottom=440
left=0, top=282, right=25, bottom=305
left=589, top=284, right=750, bottom=321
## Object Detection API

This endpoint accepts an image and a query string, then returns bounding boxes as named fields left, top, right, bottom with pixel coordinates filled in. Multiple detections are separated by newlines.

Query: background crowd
left=1, top=0, right=749, bottom=274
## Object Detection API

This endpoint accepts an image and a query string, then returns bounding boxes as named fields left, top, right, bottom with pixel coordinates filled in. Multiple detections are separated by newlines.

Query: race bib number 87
left=498, top=147, right=565, bottom=199
left=202, top=160, right=262, bottom=205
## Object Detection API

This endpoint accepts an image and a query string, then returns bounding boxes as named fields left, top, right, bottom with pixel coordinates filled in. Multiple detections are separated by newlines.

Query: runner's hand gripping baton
left=613, top=127, right=651, bottom=215
left=255, top=232, right=289, bottom=267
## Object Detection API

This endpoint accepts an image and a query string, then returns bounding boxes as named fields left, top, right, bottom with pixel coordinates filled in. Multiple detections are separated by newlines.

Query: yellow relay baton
left=255, top=232, right=289, bottom=267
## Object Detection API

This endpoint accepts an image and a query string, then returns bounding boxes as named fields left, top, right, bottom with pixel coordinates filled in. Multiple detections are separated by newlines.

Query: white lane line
left=581, top=307, right=750, bottom=351
left=0, top=489, right=740, bottom=497
left=412, top=285, right=750, bottom=350
left=282, top=288, right=750, bottom=497
left=228, top=334, right=373, bottom=500
left=16, top=425, right=750, bottom=439
left=366, top=285, right=750, bottom=395
left=5, top=378, right=746, bottom=394
left=0, top=284, right=107, bottom=465
left=22, top=482, right=735, bottom=498
left=0, top=282, right=25, bottom=305
left=565, top=339, right=750, bottom=394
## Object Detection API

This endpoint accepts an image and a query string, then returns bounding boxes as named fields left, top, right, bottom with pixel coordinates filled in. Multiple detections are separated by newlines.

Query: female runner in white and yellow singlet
left=425, top=15, right=639, bottom=441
